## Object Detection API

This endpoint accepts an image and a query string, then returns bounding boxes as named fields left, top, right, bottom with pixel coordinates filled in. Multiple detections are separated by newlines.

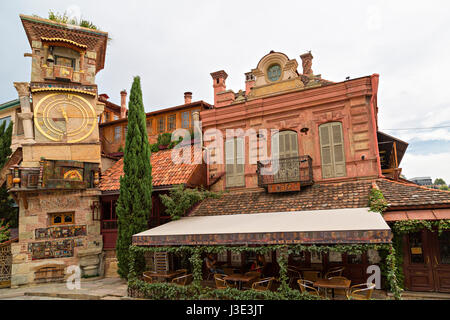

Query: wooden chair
left=302, top=270, right=321, bottom=282
left=324, top=266, right=345, bottom=279
left=346, top=283, right=376, bottom=300
left=328, top=276, right=350, bottom=297
left=251, top=277, right=275, bottom=292
left=172, top=274, right=193, bottom=286
left=214, top=274, right=236, bottom=289
left=297, top=279, right=323, bottom=297
left=143, top=271, right=156, bottom=284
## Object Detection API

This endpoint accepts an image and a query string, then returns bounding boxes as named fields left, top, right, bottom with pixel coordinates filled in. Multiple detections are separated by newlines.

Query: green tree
left=439, top=185, right=449, bottom=191
left=0, top=122, right=17, bottom=228
left=115, top=77, right=152, bottom=279
left=434, top=178, right=446, bottom=185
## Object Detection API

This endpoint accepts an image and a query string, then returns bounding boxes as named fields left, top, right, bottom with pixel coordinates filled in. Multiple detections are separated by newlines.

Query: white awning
left=133, top=207, right=391, bottom=246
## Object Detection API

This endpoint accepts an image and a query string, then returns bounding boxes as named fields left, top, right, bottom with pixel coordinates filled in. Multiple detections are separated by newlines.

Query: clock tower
left=8, top=15, right=109, bottom=287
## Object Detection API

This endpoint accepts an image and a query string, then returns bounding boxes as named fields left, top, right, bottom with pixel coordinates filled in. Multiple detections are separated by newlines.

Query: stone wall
left=11, top=189, right=103, bottom=287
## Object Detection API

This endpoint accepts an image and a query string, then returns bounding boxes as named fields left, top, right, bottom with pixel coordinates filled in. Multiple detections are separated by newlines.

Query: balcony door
left=272, top=130, right=299, bottom=183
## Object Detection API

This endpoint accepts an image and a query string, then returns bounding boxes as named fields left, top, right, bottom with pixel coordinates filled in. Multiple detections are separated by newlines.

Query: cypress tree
left=115, top=77, right=152, bottom=278
left=0, top=121, right=17, bottom=228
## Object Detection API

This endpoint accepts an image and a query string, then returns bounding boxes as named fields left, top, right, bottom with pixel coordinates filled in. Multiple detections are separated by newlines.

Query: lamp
left=91, top=201, right=101, bottom=221
left=300, top=127, right=309, bottom=135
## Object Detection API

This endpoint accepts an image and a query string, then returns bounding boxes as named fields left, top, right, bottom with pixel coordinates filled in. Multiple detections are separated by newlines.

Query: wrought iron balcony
left=257, top=155, right=313, bottom=192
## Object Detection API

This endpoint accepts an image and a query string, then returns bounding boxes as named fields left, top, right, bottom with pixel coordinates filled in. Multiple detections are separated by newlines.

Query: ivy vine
left=128, top=242, right=402, bottom=300
left=368, top=188, right=389, bottom=213
left=159, top=184, right=222, bottom=220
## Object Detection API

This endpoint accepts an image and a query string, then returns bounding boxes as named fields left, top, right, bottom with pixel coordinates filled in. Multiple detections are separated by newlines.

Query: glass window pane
left=64, top=214, right=73, bottom=223
left=409, top=232, right=425, bottom=264
left=438, top=231, right=450, bottom=264
left=347, top=254, right=362, bottom=264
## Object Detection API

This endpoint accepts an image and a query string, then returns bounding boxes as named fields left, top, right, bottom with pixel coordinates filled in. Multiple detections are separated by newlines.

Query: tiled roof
left=190, top=180, right=373, bottom=216
left=376, top=179, right=450, bottom=209
left=99, top=145, right=202, bottom=192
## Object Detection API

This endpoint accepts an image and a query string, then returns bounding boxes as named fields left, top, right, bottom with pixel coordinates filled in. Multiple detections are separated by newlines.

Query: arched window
left=319, top=122, right=346, bottom=179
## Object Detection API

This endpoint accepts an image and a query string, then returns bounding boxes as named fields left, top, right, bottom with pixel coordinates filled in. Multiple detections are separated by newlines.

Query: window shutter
left=319, top=124, right=333, bottom=179
left=319, top=122, right=346, bottom=179
left=332, top=123, right=346, bottom=177
left=235, top=137, right=245, bottom=185
left=226, top=138, right=245, bottom=187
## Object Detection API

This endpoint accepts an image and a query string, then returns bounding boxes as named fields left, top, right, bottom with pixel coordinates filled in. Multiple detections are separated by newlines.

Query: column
left=13, top=82, right=34, bottom=143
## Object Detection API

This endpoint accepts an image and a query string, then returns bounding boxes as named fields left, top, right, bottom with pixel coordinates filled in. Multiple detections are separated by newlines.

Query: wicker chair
left=302, top=270, right=321, bottom=282
left=243, top=271, right=261, bottom=289
left=251, top=277, right=275, bottom=291
left=287, top=266, right=302, bottom=287
left=324, top=267, right=345, bottom=279
left=214, top=274, right=236, bottom=289
left=176, top=269, right=188, bottom=275
left=297, top=279, right=323, bottom=297
left=172, top=274, right=193, bottom=286
left=143, top=271, right=156, bottom=284
left=346, top=283, right=376, bottom=300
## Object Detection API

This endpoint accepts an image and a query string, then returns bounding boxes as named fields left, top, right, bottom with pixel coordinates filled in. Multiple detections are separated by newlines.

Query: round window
left=267, top=64, right=281, bottom=82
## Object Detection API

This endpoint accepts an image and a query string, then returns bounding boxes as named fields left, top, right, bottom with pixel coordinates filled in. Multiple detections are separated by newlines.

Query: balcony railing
left=257, top=155, right=313, bottom=190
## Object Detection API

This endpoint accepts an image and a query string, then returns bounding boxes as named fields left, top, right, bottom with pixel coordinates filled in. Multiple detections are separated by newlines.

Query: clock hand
left=60, top=107, right=69, bottom=122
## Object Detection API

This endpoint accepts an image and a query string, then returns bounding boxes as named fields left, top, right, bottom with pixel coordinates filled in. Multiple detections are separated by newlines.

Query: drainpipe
left=370, top=74, right=383, bottom=178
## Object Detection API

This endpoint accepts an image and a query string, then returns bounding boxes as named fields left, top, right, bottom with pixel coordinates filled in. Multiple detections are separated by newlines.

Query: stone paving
left=1, top=277, right=449, bottom=300
left=0, top=277, right=127, bottom=300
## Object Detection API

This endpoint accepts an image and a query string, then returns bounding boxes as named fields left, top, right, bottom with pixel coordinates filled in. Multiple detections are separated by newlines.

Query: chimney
left=300, top=51, right=314, bottom=76
left=120, top=90, right=127, bottom=119
left=184, top=91, right=192, bottom=104
left=245, top=72, right=255, bottom=95
left=210, top=70, right=228, bottom=106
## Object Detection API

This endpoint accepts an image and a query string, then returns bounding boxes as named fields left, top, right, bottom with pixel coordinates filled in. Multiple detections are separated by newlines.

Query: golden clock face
left=34, top=93, right=97, bottom=143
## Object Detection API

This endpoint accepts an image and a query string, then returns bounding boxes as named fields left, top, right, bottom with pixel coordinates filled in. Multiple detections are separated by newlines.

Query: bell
left=47, top=54, right=54, bottom=63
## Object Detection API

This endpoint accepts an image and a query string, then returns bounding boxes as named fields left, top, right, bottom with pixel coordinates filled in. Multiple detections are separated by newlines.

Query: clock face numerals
left=34, top=93, right=96, bottom=143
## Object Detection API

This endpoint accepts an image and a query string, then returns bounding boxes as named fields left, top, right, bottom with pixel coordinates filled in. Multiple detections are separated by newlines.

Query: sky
left=1, top=0, right=449, bottom=183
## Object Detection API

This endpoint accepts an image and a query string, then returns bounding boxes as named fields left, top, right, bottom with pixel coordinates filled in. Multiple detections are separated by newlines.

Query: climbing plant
left=368, top=188, right=389, bottom=213
left=0, top=219, right=10, bottom=243
left=159, top=184, right=222, bottom=220
left=128, top=242, right=402, bottom=300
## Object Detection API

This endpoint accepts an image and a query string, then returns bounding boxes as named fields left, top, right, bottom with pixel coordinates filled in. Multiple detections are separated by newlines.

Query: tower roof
left=19, top=14, right=108, bottom=73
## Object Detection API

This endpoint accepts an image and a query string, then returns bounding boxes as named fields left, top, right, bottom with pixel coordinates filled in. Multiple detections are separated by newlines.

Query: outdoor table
left=313, top=278, right=351, bottom=298
left=145, top=270, right=184, bottom=282
left=224, top=274, right=259, bottom=290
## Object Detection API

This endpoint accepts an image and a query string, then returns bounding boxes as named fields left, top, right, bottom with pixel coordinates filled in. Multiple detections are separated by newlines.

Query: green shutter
left=319, top=122, right=346, bottom=179
left=226, top=137, right=245, bottom=187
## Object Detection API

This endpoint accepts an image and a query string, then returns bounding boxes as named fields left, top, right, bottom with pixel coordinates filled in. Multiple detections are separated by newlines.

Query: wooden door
left=403, top=231, right=435, bottom=291
left=430, top=230, right=450, bottom=292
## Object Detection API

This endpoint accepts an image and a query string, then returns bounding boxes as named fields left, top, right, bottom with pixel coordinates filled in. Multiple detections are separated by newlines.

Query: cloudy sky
left=1, top=1, right=449, bottom=182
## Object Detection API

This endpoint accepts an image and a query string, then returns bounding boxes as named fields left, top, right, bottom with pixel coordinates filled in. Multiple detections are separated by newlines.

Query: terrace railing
left=257, top=155, right=313, bottom=191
